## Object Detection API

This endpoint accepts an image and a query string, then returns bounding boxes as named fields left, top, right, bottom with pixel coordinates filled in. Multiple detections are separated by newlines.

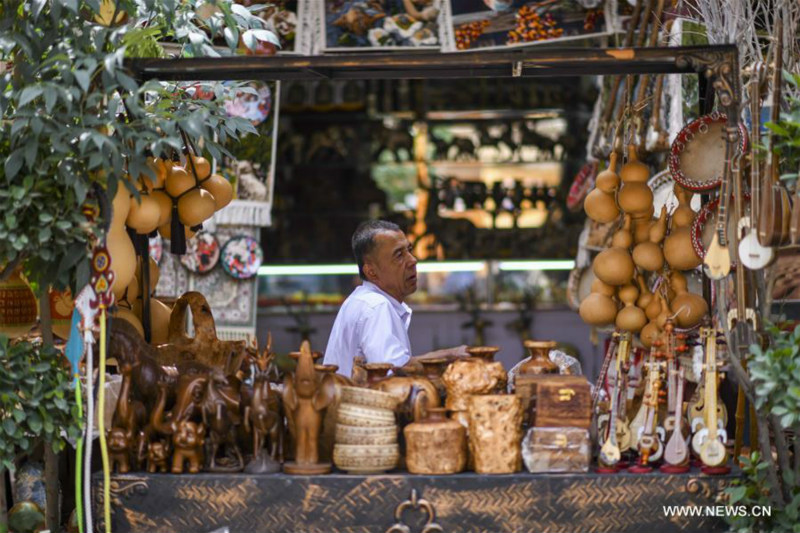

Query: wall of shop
left=257, top=308, right=603, bottom=380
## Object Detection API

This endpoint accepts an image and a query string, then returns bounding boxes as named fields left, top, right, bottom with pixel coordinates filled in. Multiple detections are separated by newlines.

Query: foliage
left=766, top=71, right=800, bottom=182
left=725, top=452, right=800, bottom=533
left=748, top=322, right=800, bottom=427
left=0, top=336, right=82, bottom=472
left=722, top=322, right=800, bottom=532
left=0, top=0, right=277, bottom=290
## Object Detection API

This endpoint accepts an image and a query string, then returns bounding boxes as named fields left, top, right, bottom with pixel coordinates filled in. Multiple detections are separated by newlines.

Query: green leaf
left=4, top=149, right=24, bottom=179
left=18, top=86, right=43, bottom=107
left=727, top=485, right=747, bottom=504
left=74, top=69, right=91, bottom=93
left=2, top=418, right=15, bottom=435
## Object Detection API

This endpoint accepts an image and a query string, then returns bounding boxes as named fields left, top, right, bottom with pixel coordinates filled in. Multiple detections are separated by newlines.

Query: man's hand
left=415, top=345, right=470, bottom=361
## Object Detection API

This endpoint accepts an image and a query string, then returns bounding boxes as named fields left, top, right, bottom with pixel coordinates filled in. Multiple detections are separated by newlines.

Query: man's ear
left=363, top=261, right=376, bottom=282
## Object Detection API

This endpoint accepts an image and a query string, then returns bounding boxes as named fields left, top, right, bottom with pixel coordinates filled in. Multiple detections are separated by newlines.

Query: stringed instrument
left=757, top=19, right=792, bottom=247
left=739, top=66, right=774, bottom=269
left=628, top=343, right=658, bottom=450
left=598, top=354, right=624, bottom=467
left=692, top=328, right=728, bottom=466
left=636, top=361, right=665, bottom=463
left=664, top=367, right=689, bottom=467
left=703, top=135, right=733, bottom=279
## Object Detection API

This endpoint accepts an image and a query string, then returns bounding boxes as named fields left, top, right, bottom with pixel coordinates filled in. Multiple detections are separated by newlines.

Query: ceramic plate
left=180, top=232, right=221, bottom=274
left=221, top=235, right=263, bottom=280
left=149, top=234, right=163, bottom=264
left=225, top=82, right=272, bottom=126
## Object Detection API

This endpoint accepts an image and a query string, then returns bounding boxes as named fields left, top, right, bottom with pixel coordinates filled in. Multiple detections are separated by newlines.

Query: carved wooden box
left=529, top=375, right=592, bottom=429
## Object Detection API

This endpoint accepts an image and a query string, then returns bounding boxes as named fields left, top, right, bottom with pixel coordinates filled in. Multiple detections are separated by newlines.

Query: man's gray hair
left=352, top=220, right=402, bottom=280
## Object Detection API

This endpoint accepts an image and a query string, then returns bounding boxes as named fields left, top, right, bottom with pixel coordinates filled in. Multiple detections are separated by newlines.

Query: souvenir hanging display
left=221, top=235, right=264, bottom=280
left=225, top=82, right=273, bottom=126
left=179, top=232, right=221, bottom=274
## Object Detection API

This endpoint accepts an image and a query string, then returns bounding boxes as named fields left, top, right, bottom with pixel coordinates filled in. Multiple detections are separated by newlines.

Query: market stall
left=4, top=2, right=800, bottom=533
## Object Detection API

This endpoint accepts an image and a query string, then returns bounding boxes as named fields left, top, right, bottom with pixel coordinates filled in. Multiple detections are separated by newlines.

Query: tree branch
left=771, top=414, right=794, bottom=502
left=0, top=254, right=25, bottom=282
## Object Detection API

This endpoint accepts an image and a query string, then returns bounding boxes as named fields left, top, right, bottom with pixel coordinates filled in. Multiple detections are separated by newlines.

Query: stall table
left=94, top=469, right=734, bottom=533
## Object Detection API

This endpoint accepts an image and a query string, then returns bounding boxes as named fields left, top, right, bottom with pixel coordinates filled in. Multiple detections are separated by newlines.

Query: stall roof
left=126, top=44, right=737, bottom=82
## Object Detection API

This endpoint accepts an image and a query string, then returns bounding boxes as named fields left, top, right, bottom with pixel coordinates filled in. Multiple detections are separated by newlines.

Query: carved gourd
left=664, top=184, right=702, bottom=270
left=585, top=153, right=620, bottom=223
left=109, top=186, right=137, bottom=299
left=635, top=275, right=654, bottom=310
left=579, top=279, right=618, bottom=326
left=593, top=219, right=635, bottom=286
left=618, top=146, right=653, bottom=217
left=615, top=284, right=647, bottom=333
left=632, top=206, right=667, bottom=271
left=669, top=271, right=708, bottom=329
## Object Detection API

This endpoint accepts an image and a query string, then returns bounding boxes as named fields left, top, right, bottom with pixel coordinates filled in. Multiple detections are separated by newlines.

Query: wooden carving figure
left=282, top=340, right=335, bottom=475
left=202, top=369, right=244, bottom=472
left=113, top=359, right=148, bottom=464
left=147, top=441, right=170, bottom=473
left=171, top=420, right=205, bottom=474
left=108, top=427, right=134, bottom=474
left=244, top=334, right=282, bottom=473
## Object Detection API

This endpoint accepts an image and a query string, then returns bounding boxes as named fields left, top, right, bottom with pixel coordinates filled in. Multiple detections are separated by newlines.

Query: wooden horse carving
left=282, top=340, right=335, bottom=474
left=244, top=333, right=282, bottom=473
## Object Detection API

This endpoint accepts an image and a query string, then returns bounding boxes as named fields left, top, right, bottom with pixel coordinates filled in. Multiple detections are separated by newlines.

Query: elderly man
left=324, top=220, right=466, bottom=378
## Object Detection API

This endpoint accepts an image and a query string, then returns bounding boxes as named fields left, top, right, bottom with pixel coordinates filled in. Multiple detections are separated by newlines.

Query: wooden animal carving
left=282, top=341, right=335, bottom=474
left=202, top=371, right=244, bottom=472
left=147, top=441, right=170, bottom=473
left=108, top=427, right=134, bottom=474
left=171, top=421, right=205, bottom=474
left=156, top=292, right=249, bottom=375
left=244, top=334, right=282, bottom=473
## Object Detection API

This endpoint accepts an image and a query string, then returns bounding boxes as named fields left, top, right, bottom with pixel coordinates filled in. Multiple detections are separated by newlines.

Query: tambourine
left=690, top=193, right=749, bottom=264
left=180, top=232, right=221, bottom=274
left=566, top=161, right=598, bottom=213
left=221, top=235, right=263, bottom=280
left=668, top=113, right=748, bottom=192
left=566, top=266, right=596, bottom=311
left=648, top=168, right=702, bottom=215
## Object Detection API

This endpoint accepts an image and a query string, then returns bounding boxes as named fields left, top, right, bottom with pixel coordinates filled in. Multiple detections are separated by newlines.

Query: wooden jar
left=467, top=395, right=523, bottom=474
left=404, top=408, right=466, bottom=474
left=514, top=340, right=558, bottom=426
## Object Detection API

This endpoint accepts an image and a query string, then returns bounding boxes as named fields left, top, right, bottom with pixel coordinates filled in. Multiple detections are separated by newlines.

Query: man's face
left=363, top=230, right=418, bottom=302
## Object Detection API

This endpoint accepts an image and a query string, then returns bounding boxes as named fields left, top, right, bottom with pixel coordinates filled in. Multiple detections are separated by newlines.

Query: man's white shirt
left=323, top=281, right=412, bottom=378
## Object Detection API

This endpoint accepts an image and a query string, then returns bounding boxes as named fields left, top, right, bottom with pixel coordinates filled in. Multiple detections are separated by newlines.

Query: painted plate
left=180, top=232, right=221, bottom=274
left=225, top=82, right=272, bottom=126
left=221, top=235, right=263, bottom=280
left=149, top=234, right=163, bottom=264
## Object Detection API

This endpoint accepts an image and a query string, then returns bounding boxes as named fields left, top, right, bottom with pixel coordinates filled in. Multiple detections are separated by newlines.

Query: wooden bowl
left=337, top=403, right=396, bottom=427
left=333, top=443, right=400, bottom=474
left=335, top=424, right=398, bottom=445
left=340, top=386, right=400, bottom=411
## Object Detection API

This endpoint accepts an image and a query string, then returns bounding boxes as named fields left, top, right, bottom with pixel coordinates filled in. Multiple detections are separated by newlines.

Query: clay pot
left=466, top=346, right=500, bottom=363
left=468, top=395, right=523, bottom=474
left=404, top=407, right=467, bottom=474
left=578, top=293, right=618, bottom=326
left=520, top=340, right=558, bottom=375
left=363, top=363, right=393, bottom=386
left=419, top=358, right=450, bottom=400
left=584, top=188, right=620, bottom=223
left=0, top=266, right=38, bottom=339
left=592, top=248, right=635, bottom=286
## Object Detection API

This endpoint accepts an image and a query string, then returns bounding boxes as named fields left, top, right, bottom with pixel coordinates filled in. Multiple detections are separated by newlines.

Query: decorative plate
left=566, top=161, right=598, bottom=212
left=648, top=168, right=702, bottom=215
left=668, top=112, right=748, bottom=192
left=221, top=235, right=263, bottom=280
left=566, top=266, right=596, bottom=311
left=149, top=234, right=163, bottom=264
left=224, top=82, right=272, bottom=126
left=180, top=232, right=221, bottom=274
left=690, top=192, right=749, bottom=265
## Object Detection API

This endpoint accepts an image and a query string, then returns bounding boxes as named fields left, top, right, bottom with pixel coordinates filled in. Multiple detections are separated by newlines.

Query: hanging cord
left=97, top=309, right=111, bottom=533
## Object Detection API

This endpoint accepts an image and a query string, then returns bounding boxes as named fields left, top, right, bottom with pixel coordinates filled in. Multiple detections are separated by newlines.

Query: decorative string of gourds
left=580, top=146, right=707, bottom=338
